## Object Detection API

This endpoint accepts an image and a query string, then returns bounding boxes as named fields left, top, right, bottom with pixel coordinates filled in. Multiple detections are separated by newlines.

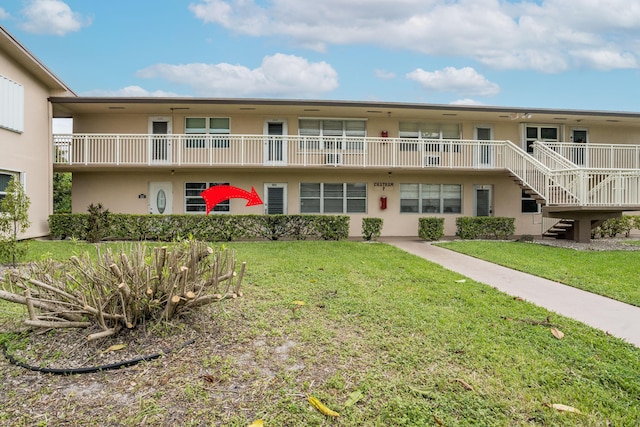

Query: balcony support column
left=543, top=207, right=627, bottom=243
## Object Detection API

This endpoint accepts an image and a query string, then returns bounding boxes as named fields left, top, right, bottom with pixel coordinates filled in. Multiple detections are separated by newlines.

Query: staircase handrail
left=531, top=141, right=579, bottom=170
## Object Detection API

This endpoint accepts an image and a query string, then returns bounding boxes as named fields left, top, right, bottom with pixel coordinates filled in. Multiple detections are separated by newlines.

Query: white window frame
left=185, top=117, right=231, bottom=148
left=399, top=122, right=462, bottom=152
left=298, top=118, right=366, bottom=151
left=0, top=170, right=24, bottom=208
left=184, top=181, right=230, bottom=214
left=400, top=183, right=462, bottom=214
left=299, top=182, right=367, bottom=214
left=521, top=190, right=541, bottom=214
left=522, top=124, right=560, bottom=153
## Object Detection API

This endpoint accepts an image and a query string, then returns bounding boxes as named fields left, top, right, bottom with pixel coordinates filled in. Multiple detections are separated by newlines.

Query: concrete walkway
left=382, top=238, right=640, bottom=348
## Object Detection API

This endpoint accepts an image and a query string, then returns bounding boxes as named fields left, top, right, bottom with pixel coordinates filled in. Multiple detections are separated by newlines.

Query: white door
left=474, top=185, right=492, bottom=216
left=475, top=126, right=494, bottom=168
left=571, top=129, right=588, bottom=166
left=264, top=183, right=287, bottom=214
left=264, top=121, right=287, bottom=165
left=149, top=182, right=173, bottom=214
left=149, top=117, right=172, bottom=164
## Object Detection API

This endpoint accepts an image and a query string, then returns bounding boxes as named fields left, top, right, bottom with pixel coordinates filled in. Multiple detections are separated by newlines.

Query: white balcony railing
left=541, top=142, right=640, bottom=170
left=52, top=134, right=640, bottom=208
left=53, top=134, right=511, bottom=169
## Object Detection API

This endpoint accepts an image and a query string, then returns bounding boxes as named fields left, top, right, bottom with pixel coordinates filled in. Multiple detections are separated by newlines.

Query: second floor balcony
left=53, top=134, right=514, bottom=170
left=52, top=134, right=640, bottom=208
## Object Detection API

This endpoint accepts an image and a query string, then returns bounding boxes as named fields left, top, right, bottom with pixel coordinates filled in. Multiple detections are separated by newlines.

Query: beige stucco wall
left=71, top=169, right=542, bottom=237
left=0, top=51, right=53, bottom=239
left=71, top=110, right=640, bottom=150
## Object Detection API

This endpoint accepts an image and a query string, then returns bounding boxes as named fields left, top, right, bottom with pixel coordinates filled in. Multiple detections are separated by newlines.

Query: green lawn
left=1, top=240, right=639, bottom=426
left=435, top=240, right=640, bottom=307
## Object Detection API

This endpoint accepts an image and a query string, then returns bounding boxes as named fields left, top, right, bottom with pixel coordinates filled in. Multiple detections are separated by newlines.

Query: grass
left=435, top=240, right=640, bottom=307
left=1, top=240, right=639, bottom=426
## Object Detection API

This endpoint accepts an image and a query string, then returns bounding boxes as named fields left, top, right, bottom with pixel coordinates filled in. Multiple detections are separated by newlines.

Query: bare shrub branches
left=0, top=241, right=245, bottom=338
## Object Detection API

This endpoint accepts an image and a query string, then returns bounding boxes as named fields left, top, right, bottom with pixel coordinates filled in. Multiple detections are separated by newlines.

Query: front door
left=474, top=185, right=492, bottom=216
left=475, top=126, right=494, bottom=168
left=571, top=129, right=588, bottom=165
left=264, top=183, right=287, bottom=214
left=149, top=182, right=173, bottom=214
left=264, top=121, right=287, bottom=165
left=149, top=117, right=172, bottom=164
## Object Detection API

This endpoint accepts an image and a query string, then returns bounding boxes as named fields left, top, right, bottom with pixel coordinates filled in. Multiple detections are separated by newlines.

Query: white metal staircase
left=503, top=141, right=640, bottom=242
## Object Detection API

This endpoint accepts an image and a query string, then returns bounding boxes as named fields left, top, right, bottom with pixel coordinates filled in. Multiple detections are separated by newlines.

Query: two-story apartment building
left=2, top=25, right=639, bottom=242
left=50, top=97, right=640, bottom=242
left=0, top=26, right=74, bottom=238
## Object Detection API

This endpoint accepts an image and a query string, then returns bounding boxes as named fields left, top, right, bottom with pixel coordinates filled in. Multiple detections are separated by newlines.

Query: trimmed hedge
left=456, top=217, right=515, bottom=240
left=362, top=217, right=383, bottom=241
left=418, top=217, right=445, bottom=241
left=48, top=214, right=350, bottom=242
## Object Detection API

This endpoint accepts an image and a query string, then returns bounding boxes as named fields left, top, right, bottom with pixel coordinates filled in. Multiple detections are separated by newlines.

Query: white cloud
left=188, top=0, right=640, bottom=72
left=137, top=53, right=338, bottom=97
left=406, top=67, right=500, bottom=97
left=570, top=49, right=638, bottom=71
left=82, top=86, right=183, bottom=97
left=0, top=8, right=10, bottom=20
left=449, top=98, right=485, bottom=106
left=375, top=69, right=396, bottom=80
left=20, top=0, right=90, bottom=36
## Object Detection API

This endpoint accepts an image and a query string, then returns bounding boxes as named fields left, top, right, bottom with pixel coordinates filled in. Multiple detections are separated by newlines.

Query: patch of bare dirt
left=0, top=295, right=321, bottom=427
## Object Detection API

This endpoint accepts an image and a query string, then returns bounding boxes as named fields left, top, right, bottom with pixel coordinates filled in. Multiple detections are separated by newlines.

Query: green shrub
left=85, top=203, right=111, bottom=243
left=592, top=215, right=639, bottom=238
left=311, top=215, right=350, bottom=240
left=456, top=217, right=515, bottom=240
left=48, top=214, right=87, bottom=239
left=49, top=213, right=350, bottom=242
left=418, top=217, right=444, bottom=241
left=362, top=217, right=383, bottom=241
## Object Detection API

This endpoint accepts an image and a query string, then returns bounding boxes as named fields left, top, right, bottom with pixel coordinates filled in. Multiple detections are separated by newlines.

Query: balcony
left=53, top=134, right=509, bottom=170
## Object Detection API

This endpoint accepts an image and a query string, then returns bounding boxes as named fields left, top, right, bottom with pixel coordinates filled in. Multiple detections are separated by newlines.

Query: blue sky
left=2, top=0, right=640, bottom=113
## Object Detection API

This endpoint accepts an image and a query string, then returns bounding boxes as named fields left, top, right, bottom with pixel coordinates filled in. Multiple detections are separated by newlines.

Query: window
left=298, top=119, right=366, bottom=150
left=300, top=183, right=367, bottom=213
left=185, top=117, right=230, bottom=148
left=525, top=125, right=558, bottom=153
left=399, top=122, right=461, bottom=152
left=0, top=75, right=24, bottom=133
left=521, top=190, right=540, bottom=213
left=400, top=183, right=462, bottom=214
left=0, top=172, right=14, bottom=205
left=185, top=182, right=230, bottom=213
left=0, top=171, right=21, bottom=209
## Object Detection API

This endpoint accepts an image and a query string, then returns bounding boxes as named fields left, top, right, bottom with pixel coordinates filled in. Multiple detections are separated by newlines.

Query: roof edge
left=1, top=25, right=76, bottom=96
left=48, top=96, right=640, bottom=118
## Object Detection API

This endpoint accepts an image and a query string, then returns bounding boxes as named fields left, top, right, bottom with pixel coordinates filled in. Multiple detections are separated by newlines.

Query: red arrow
left=200, top=185, right=263, bottom=214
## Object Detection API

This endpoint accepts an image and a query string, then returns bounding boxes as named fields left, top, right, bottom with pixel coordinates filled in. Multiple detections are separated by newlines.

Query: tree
left=53, top=172, right=72, bottom=213
left=0, top=176, right=31, bottom=266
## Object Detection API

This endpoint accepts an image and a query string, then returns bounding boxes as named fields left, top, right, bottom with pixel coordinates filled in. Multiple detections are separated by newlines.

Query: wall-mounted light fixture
left=138, top=194, right=147, bottom=199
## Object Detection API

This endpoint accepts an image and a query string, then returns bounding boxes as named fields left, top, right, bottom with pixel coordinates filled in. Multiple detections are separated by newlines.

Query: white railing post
left=363, top=138, right=367, bottom=168
left=116, top=135, right=120, bottom=166
left=83, top=135, right=88, bottom=165
left=241, top=136, right=245, bottom=166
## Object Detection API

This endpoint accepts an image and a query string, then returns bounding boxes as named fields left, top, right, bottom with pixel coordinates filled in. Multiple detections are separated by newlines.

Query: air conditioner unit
left=424, top=155, right=440, bottom=167
left=325, top=153, right=343, bottom=165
